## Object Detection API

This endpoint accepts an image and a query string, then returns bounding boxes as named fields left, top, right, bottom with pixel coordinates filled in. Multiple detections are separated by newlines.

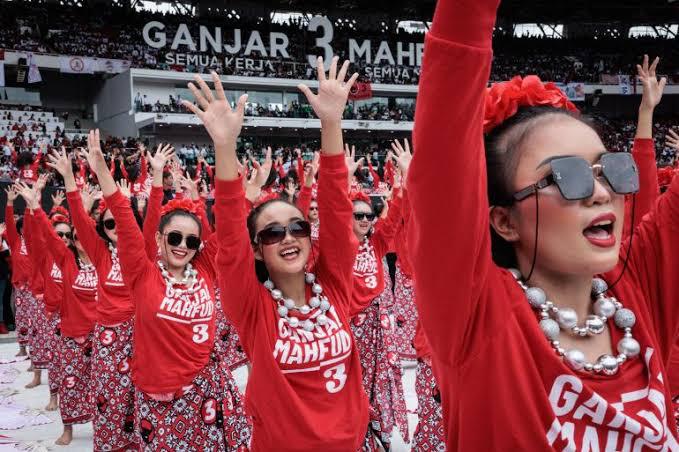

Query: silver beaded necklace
left=157, top=261, right=199, bottom=295
left=510, top=269, right=640, bottom=375
left=265, top=272, right=332, bottom=332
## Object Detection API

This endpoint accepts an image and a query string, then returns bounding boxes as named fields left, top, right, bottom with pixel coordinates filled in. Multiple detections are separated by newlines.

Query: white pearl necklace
left=157, top=261, right=199, bottom=295
left=510, top=269, right=640, bottom=375
left=265, top=273, right=332, bottom=332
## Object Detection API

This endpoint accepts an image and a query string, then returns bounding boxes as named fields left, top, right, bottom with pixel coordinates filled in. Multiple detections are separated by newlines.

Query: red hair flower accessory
left=50, top=214, right=70, bottom=225
left=253, top=191, right=281, bottom=208
left=50, top=206, right=70, bottom=220
left=160, top=198, right=200, bottom=217
left=97, top=200, right=108, bottom=215
left=350, top=191, right=371, bottom=205
left=483, top=75, right=579, bottom=134
left=657, top=166, right=677, bottom=188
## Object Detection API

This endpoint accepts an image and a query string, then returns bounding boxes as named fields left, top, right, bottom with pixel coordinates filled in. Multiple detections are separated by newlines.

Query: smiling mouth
left=171, top=249, right=188, bottom=258
left=280, top=247, right=300, bottom=261
left=583, top=218, right=616, bottom=248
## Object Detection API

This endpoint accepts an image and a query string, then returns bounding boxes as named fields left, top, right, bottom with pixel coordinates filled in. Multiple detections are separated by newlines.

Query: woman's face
left=155, top=215, right=200, bottom=270
left=308, top=201, right=319, bottom=222
left=254, top=202, right=311, bottom=276
left=102, top=210, right=118, bottom=245
left=352, top=201, right=374, bottom=239
left=507, top=117, right=624, bottom=277
left=54, top=223, right=72, bottom=248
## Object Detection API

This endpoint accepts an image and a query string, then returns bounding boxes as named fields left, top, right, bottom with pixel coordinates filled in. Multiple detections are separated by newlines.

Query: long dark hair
left=53, top=220, right=81, bottom=269
left=484, top=106, right=599, bottom=268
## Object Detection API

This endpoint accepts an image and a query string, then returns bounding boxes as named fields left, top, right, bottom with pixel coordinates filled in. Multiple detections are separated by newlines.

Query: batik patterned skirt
left=28, top=296, right=50, bottom=369
left=391, top=264, right=418, bottom=362
left=134, top=349, right=251, bottom=451
left=351, top=289, right=409, bottom=448
left=413, top=358, right=446, bottom=451
left=92, top=318, right=137, bottom=451
left=214, top=295, right=248, bottom=371
left=59, top=334, right=95, bottom=425
left=13, top=287, right=31, bottom=346
left=47, top=312, right=61, bottom=396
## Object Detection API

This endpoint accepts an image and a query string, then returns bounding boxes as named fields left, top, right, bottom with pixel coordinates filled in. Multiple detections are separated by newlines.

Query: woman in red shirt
left=46, top=146, right=177, bottom=452
left=182, top=58, right=369, bottom=450
left=85, top=129, right=250, bottom=451
left=349, top=185, right=408, bottom=448
left=3, top=187, right=31, bottom=355
left=408, top=0, right=679, bottom=449
left=18, top=183, right=98, bottom=447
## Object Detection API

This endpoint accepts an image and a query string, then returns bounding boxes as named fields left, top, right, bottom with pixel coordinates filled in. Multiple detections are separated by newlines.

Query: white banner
left=59, top=56, right=96, bottom=74
left=0, top=62, right=4, bottom=87
left=96, top=58, right=131, bottom=73
left=556, top=82, right=586, bottom=101
left=27, top=53, right=41, bottom=84
left=618, top=75, right=632, bottom=95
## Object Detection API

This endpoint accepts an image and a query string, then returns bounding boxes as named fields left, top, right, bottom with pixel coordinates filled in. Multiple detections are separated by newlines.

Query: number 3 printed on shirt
left=364, top=275, right=378, bottom=289
left=323, top=363, right=347, bottom=394
left=192, top=324, right=209, bottom=344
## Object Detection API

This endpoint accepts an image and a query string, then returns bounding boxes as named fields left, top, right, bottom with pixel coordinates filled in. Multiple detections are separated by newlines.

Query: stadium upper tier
left=0, top=2, right=677, bottom=85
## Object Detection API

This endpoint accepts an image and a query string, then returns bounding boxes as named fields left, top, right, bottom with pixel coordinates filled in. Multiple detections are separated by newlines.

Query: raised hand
left=0, top=223, right=6, bottom=237
left=177, top=174, right=199, bottom=200
left=252, top=147, right=273, bottom=188
left=389, top=138, right=413, bottom=183
left=637, top=55, right=666, bottom=111
left=51, top=190, right=65, bottom=207
left=182, top=71, right=248, bottom=148
left=244, top=167, right=262, bottom=203
left=80, top=130, right=108, bottom=175
left=344, top=144, right=365, bottom=175
left=15, top=182, right=39, bottom=210
left=81, top=184, right=102, bottom=213
left=116, top=179, right=132, bottom=198
left=297, top=56, right=358, bottom=123
left=147, top=143, right=175, bottom=173
left=311, top=151, right=320, bottom=177
left=667, top=129, right=679, bottom=151
left=35, top=173, right=50, bottom=192
left=46, top=147, right=73, bottom=177
left=4, top=186, right=18, bottom=204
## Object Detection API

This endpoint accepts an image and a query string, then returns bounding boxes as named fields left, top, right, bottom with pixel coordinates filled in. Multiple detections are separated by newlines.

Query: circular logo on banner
left=70, top=57, right=85, bottom=73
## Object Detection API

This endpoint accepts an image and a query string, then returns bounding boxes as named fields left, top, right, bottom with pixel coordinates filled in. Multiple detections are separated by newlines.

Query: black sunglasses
left=513, top=153, right=639, bottom=203
left=56, top=231, right=72, bottom=240
left=309, top=206, right=319, bottom=211
left=353, top=212, right=376, bottom=221
left=256, top=220, right=311, bottom=245
left=165, top=231, right=201, bottom=250
left=103, top=219, right=116, bottom=231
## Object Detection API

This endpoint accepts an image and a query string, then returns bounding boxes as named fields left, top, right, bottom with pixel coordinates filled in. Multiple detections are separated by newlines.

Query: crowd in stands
left=135, top=95, right=416, bottom=121
left=1, top=2, right=678, bottom=85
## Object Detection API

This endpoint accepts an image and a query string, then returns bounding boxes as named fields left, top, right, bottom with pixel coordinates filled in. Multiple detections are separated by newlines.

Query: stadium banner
left=142, top=16, right=423, bottom=80
left=27, top=53, right=42, bottom=84
left=555, top=82, right=585, bottom=101
left=59, top=56, right=97, bottom=74
left=618, top=75, right=632, bottom=95
left=0, top=62, right=4, bottom=87
left=97, top=59, right=132, bottom=74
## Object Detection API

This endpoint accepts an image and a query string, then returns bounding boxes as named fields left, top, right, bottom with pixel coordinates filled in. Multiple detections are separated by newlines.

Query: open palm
left=298, top=56, right=358, bottom=123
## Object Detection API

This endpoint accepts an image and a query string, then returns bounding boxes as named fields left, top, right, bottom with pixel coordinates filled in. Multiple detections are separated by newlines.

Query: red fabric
left=622, top=139, right=659, bottom=240
left=296, top=157, right=305, bottom=181
left=104, top=189, right=219, bottom=395
left=214, top=153, right=369, bottom=451
left=367, top=162, right=380, bottom=189
left=4, top=205, right=30, bottom=287
left=29, top=215, right=63, bottom=313
left=349, top=81, right=373, bottom=101
left=130, top=154, right=148, bottom=196
left=67, top=191, right=134, bottom=325
left=351, top=195, right=402, bottom=314
left=408, top=2, right=679, bottom=449
left=22, top=212, right=45, bottom=296
left=34, top=209, right=98, bottom=337
left=296, top=184, right=313, bottom=218
left=143, top=186, right=164, bottom=260
left=75, top=161, right=88, bottom=190
left=19, top=152, right=41, bottom=183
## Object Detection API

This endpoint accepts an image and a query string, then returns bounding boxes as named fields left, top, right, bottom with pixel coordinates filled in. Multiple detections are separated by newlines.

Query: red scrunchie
left=350, top=191, right=371, bottom=205
left=50, top=214, right=70, bottom=225
left=50, top=206, right=70, bottom=220
left=484, top=75, right=579, bottom=134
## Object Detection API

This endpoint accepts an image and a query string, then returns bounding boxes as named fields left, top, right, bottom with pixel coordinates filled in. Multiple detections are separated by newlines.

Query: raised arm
left=47, top=147, right=108, bottom=267
left=3, top=186, right=21, bottom=254
left=182, top=71, right=262, bottom=328
left=407, top=0, right=501, bottom=364
left=298, top=56, right=359, bottom=302
left=82, top=130, right=153, bottom=286
left=142, top=144, right=175, bottom=259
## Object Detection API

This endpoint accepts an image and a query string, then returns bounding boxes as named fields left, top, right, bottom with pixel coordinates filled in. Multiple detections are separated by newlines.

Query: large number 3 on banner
left=307, top=16, right=334, bottom=70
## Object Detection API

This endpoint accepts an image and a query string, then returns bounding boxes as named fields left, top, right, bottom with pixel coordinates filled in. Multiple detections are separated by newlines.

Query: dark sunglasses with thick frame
left=353, top=212, right=376, bottom=221
left=56, top=231, right=73, bottom=240
left=165, top=231, right=202, bottom=250
left=103, top=218, right=116, bottom=231
left=255, top=220, right=311, bottom=245
left=513, top=152, right=639, bottom=203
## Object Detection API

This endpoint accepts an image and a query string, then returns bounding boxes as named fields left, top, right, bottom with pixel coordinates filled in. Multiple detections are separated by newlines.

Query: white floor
left=0, top=341, right=418, bottom=451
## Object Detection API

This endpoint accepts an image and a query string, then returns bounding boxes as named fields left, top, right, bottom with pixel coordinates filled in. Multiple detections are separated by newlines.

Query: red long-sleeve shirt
left=29, top=217, right=63, bottom=314
left=22, top=212, right=45, bottom=296
left=34, top=209, right=98, bottom=337
left=66, top=191, right=134, bottom=326
left=4, top=205, right=30, bottom=288
left=296, top=184, right=313, bottom=218
left=622, top=138, right=659, bottom=240
left=130, top=154, right=148, bottom=197
left=407, top=0, right=679, bottom=449
left=104, top=189, right=219, bottom=394
left=215, top=153, right=368, bottom=451
left=143, top=186, right=164, bottom=260
left=351, top=192, right=402, bottom=314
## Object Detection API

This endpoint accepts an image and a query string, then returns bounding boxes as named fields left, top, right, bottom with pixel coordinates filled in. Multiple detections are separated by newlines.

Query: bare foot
left=15, top=346, right=27, bottom=357
left=27, top=363, right=34, bottom=372
left=45, top=395, right=59, bottom=411
left=25, top=370, right=41, bottom=388
left=55, top=426, right=73, bottom=446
